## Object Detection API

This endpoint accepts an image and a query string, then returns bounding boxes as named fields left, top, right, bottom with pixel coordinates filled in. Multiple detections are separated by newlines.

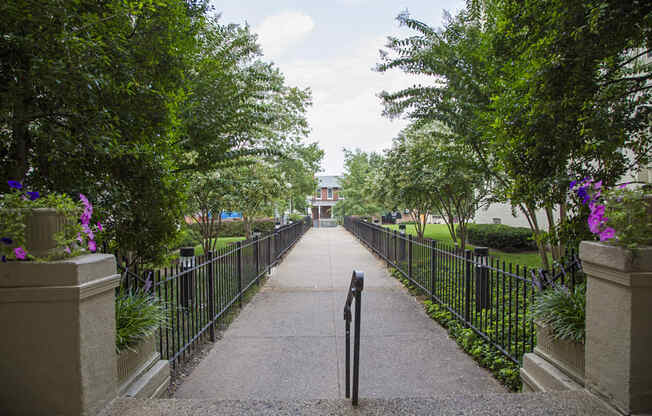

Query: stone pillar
left=580, top=241, right=652, bottom=415
left=0, top=254, right=120, bottom=416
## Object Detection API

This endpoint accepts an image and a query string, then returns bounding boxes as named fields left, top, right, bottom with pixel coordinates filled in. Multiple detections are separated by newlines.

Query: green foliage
left=466, top=224, right=537, bottom=252
left=171, top=226, right=203, bottom=251
left=1, top=2, right=316, bottom=265
left=0, top=188, right=85, bottom=260
left=189, top=219, right=275, bottom=238
left=334, top=149, right=385, bottom=218
left=288, top=213, right=306, bottom=222
left=390, top=265, right=521, bottom=391
left=115, top=288, right=169, bottom=353
left=603, top=185, right=652, bottom=248
left=376, top=2, right=652, bottom=268
left=379, top=122, right=491, bottom=244
left=529, top=284, right=586, bottom=344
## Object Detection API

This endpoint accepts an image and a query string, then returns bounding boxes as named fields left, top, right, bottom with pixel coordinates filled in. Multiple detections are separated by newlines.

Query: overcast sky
left=210, top=0, right=465, bottom=175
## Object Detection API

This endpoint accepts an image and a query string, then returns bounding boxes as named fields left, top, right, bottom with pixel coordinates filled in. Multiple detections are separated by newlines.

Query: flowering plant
left=570, top=178, right=652, bottom=249
left=0, top=180, right=103, bottom=261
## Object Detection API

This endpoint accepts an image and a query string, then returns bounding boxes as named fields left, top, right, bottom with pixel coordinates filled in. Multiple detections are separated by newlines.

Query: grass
left=384, top=223, right=546, bottom=269
left=193, top=237, right=246, bottom=255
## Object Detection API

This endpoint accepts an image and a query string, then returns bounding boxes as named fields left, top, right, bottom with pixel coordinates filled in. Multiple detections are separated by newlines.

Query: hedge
left=189, top=219, right=275, bottom=238
left=466, top=223, right=536, bottom=252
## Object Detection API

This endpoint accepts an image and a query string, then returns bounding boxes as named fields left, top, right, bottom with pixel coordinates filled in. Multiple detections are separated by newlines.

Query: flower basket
left=23, top=208, right=68, bottom=258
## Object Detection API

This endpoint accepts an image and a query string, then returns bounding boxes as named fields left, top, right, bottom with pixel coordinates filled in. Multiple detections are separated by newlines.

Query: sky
left=209, top=0, right=465, bottom=175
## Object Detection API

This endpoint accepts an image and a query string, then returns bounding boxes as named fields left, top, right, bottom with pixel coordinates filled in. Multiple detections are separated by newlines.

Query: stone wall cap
left=0, top=253, right=117, bottom=287
left=579, top=241, right=652, bottom=273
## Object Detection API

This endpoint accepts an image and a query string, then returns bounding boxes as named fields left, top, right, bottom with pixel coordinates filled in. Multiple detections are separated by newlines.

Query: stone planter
left=116, top=335, right=170, bottom=398
left=520, top=320, right=585, bottom=393
left=533, top=320, right=585, bottom=385
left=0, top=254, right=120, bottom=415
left=580, top=241, right=652, bottom=415
left=4, top=208, right=69, bottom=258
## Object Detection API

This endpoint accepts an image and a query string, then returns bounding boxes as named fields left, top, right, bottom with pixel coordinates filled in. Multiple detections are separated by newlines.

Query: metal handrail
left=344, top=270, right=364, bottom=406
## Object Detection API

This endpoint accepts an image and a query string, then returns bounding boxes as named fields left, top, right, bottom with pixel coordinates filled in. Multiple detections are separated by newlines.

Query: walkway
left=174, top=227, right=505, bottom=399
left=102, top=227, right=615, bottom=415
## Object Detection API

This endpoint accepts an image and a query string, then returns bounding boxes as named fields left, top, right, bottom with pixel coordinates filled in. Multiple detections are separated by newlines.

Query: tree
left=176, top=18, right=312, bottom=173
left=379, top=122, right=490, bottom=246
left=376, top=3, right=651, bottom=268
left=186, top=172, right=233, bottom=255
left=277, top=142, right=324, bottom=215
left=412, top=124, right=491, bottom=250
left=0, top=0, right=204, bottom=264
left=226, top=161, right=284, bottom=239
left=334, top=149, right=385, bottom=218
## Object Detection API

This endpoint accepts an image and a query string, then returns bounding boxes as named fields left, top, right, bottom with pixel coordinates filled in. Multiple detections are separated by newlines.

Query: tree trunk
left=243, top=215, right=252, bottom=239
left=545, top=204, right=561, bottom=262
left=523, top=203, right=550, bottom=270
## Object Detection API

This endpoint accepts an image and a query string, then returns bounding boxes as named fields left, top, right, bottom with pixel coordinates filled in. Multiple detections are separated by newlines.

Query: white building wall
left=473, top=202, right=557, bottom=229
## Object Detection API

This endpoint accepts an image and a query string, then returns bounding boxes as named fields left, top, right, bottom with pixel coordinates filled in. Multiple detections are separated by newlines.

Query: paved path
left=174, top=227, right=505, bottom=400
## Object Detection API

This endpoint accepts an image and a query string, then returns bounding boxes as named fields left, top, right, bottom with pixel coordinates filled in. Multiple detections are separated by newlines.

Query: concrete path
left=174, top=227, right=505, bottom=400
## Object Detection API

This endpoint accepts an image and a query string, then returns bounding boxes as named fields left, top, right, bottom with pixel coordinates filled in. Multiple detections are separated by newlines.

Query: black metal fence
left=115, top=217, right=311, bottom=369
left=343, top=216, right=581, bottom=365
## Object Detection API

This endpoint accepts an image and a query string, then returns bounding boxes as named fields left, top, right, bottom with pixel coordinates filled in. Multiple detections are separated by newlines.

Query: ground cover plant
left=388, top=267, right=522, bottom=391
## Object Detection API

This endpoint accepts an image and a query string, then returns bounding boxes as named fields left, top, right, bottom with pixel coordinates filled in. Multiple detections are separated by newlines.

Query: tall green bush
left=466, top=224, right=536, bottom=251
left=189, top=219, right=275, bottom=238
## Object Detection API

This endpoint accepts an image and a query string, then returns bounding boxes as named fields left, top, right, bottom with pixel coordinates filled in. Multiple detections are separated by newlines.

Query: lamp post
left=179, top=247, right=195, bottom=307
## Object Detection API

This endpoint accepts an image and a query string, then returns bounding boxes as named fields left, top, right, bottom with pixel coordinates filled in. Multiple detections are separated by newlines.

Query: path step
left=101, top=391, right=615, bottom=416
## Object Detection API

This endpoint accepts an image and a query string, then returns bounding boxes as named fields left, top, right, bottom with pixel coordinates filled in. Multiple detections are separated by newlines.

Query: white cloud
left=254, top=12, right=315, bottom=60
left=275, top=36, right=433, bottom=174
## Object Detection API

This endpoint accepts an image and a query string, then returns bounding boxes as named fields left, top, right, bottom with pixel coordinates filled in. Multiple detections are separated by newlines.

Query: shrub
left=189, top=219, right=275, bottom=238
left=466, top=223, right=536, bottom=251
left=171, top=226, right=202, bottom=250
left=288, top=213, right=305, bottom=222
left=529, top=283, right=586, bottom=344
left=115, top=287, right=168, bottom=353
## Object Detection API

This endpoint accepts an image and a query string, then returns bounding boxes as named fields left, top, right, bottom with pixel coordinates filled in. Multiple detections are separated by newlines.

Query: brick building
left=309, top=175, right=341, bottom=227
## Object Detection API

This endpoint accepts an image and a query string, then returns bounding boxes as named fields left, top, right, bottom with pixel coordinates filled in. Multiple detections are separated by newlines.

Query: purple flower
left=65, top=246, right=72, bottom=254
left=577, top=187, right=590, bottom=204
left=569, top=180, right=577, bottom=190
left=8, top=180, right=22, bottom=190
left=618, top=182, right=630, bottom=189
left=1, top=237, right=12, bottom=245
left=14, top=247, right=27, bottom=260
left=26, top=191, right=40, bottom=201
left=143, top=275, right=152, bottom=293
left=88, top=240, right=97, bottom=252
left=80, top=211, right=91, bottom=225
left=77, top=233, right=83, bottom=243
left=79, top=193, right=90, bottom=207
left=599, top=227, right=616, bottom=241
left=97, top=222, right=103, bottom=231
left=593, top=180, right=602, bottom=190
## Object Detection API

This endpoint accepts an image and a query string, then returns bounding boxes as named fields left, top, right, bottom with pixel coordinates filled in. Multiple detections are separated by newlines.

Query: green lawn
left=384, top=224, right=545, bottom=269
left=193, top=237, right=246, bottom=255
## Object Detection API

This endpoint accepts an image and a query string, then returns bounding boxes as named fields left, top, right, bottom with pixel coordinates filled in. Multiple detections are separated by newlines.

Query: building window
left=327, top=188, right=333, bottom=199
left=315, top=189, right=321, bottom=200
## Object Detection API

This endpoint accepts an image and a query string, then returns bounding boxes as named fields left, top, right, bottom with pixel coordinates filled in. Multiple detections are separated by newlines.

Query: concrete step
left=100, top=390, right=617, bottom=416
left=521, top=352, right=583, bottom=392
left=124, top=360, right=171, bottom=399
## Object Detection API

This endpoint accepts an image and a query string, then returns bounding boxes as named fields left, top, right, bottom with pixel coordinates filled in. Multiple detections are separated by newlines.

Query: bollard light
left=180, top=247, right=195, bottom=269
left=179, top=247, right=195, bottom=307
left=398, top=224, right=406, bottom=235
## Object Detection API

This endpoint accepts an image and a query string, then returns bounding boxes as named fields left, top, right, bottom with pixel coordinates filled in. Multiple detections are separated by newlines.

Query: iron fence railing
left=113, top=216, right=311, bottom=370
left=343, top=216, right=581, bottom=365
left=344, top=270, right=364, bottom=407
